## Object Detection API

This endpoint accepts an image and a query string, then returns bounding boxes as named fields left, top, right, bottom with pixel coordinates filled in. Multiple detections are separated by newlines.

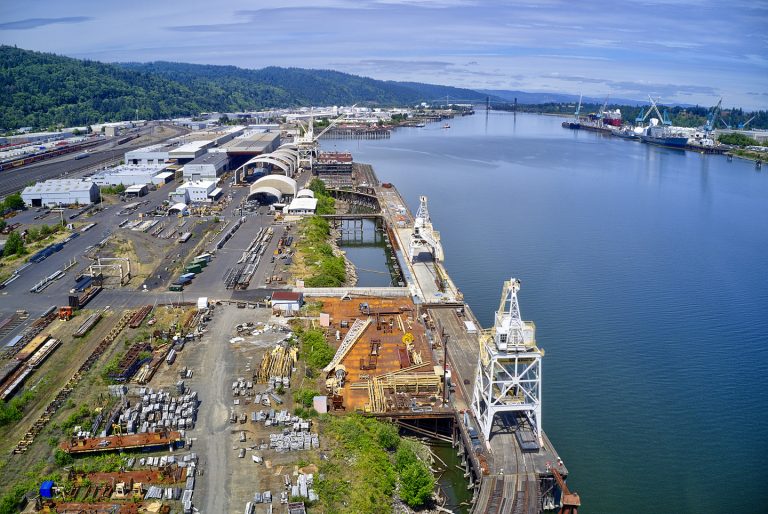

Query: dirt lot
left=147, top=304, right=320, bottom=514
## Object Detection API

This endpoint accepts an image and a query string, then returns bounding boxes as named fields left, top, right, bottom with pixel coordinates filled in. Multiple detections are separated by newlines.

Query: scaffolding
left=89, top=257, right=131, bottom=286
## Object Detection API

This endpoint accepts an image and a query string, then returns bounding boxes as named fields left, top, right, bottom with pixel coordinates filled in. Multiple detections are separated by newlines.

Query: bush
left=0, top=389, right=35, bottom=426
left=718, top=132, right=760, bottom=147
left=293, top=388, right=318, bottom=408
left=62, top=404, right=92, bottom=430
left=55, top=448, right=74, bottom=466
left=400, top=461, right=435, bottom=508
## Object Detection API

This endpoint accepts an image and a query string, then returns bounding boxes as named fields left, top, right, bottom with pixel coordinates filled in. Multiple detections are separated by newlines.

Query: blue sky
left=1, top=0, right=766, bottom=109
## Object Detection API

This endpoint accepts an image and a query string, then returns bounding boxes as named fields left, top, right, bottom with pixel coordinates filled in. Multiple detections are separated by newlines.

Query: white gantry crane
left=471, top=278, right=544, bottom=446
left=295, top=106, right=356, bottom=170
left=409, top=195, right=444, bottom=262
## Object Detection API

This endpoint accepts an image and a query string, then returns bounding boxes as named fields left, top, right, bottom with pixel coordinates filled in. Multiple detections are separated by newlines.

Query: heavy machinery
left=409, top=196, right=444, bottom=262
left=552, top=467, right=581, bottom=514
left=471, top=278, right=543, bottom=446
left=58, top=306, right=72, bottom=321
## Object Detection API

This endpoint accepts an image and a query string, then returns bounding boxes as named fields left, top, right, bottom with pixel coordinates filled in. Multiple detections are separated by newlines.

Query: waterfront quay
left=313, top=170, right=577, bottom=513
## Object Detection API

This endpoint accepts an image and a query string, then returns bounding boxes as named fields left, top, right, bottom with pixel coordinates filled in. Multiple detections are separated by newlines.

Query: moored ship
left=639, top=124, right=689, bottom=148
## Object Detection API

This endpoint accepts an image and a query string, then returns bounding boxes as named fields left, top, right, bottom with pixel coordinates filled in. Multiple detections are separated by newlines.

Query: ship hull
left=640, top=135, right=689, bottom=148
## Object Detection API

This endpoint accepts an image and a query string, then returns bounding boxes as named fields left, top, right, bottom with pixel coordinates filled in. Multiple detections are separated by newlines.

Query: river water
left=323, top=111, right=768, bottom=513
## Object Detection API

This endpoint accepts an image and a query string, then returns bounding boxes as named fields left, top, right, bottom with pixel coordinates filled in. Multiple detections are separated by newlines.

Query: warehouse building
left=91, top=165, right=168, bottom=187
left=247, top=175, right=297, bottom=204
left=125, top=184, right=149, bottom=198
left=168, top=180, right=217, bottom=204
left=169, top=140, right=212, bottom=163
left=271, top=292, right=304, bottom=313
left=182, top=152, right=230, bottom=181
left=125, top=143, right=175, bottom=165
left=22, top=179, right=99, bottom=207
left=285, top=197, right=318, bottom=216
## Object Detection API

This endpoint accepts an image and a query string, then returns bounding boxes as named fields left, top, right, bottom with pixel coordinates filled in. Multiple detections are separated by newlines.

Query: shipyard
left=0, top=109, right=582, bottom=514
left=559, top=95, right=767, bottom=165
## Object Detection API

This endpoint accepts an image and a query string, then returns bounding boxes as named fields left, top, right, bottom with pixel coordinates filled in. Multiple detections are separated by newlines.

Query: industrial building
left=22, top=179, right=99, bottom=207
left=168, top=180, right=217, bottom=204
left=182, top=152, right=230, bottom=181
left=285, top=197, right=318, bottom=215
left=314, top=152, right=353, bottom=174
left=270, top=292, right=303, bottom=313
left=125, top=143, right=176, bottom=166
left=169, top=141, right=212, bottom=163
left=91, top=165, right=168, bottom=187
left=247, top=175, right=297, bottom=204
left=209, top=131, right=280, bottom=157
left=125, top=184, right=148, bottom=198
left=183, top=126, right=245, bottom=146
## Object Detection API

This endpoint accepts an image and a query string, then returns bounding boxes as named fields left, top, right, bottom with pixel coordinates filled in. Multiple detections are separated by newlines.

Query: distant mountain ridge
left=480, top=89, right=650, bottom=107
left=0, top=46, right=494, bottom=130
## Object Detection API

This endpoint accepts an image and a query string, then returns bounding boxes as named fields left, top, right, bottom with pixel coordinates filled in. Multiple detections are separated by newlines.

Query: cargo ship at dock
left=639, top=124, right=690, bottom=149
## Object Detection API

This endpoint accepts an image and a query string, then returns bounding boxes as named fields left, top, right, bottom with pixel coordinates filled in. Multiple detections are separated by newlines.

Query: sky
left=1, top=0, right=767, bottom=110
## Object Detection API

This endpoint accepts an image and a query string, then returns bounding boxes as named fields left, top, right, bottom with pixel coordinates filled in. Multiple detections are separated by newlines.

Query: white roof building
left=169, top=140, right=213, bottom=162
left=285, top=197, right=318, bottom=215
left=182, top=152, right=230, bottom=181
left=91, top=165, right=166, bottom=186
left=125, top=143, right=175, bottom=165
left=296, top=189, right=315, bottom=199
left=21, top=179, right=99, bottom=207
left=247, top=175, right=298, bottom=203
left=169, top=180, right=217, bottom=203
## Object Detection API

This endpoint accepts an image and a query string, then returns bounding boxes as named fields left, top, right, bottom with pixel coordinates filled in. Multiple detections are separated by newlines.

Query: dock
left=308, top=173, right=579, bottom=513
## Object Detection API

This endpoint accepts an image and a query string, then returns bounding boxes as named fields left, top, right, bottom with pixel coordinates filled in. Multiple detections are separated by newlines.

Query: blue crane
left=704, top=98, right=722, bottom=133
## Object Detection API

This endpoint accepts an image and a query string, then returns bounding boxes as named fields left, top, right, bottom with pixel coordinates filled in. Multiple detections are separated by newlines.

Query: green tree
left=399, top=461, right=435, bottom=508
left=55, top=448, right=74, bottom=466
left=3, top=231, right=23, bottom=257
left=3, top=193, right=24, bottom=211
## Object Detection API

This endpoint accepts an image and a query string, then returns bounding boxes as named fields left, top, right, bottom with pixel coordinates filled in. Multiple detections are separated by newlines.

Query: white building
left=182, top=152, right=230, bottom=181
left=169, top=140, right=212, bottom=163
left=286, top=189, right=318, bottom=215
left=125, top=143, right=175, bottom=165
left=125, top=184, right=148, bottom=197
left=285, top=197, right=318, bottom=215
left=91, top=165, right=167, bottom=187
left=22, top=179, right=99, bottom=207
left=169, top=180, right=217, bottom=203
left=270, top=292, right=304, bottom=313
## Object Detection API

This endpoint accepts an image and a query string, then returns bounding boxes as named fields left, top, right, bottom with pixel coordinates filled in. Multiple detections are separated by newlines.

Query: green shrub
left=293, top=388, right=318, bottom=408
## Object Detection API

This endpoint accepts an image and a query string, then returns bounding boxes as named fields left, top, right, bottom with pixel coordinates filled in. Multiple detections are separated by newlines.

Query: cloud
left=0, top=17, right=93, bottom=30
left=547, top=74, right=718, bottom=98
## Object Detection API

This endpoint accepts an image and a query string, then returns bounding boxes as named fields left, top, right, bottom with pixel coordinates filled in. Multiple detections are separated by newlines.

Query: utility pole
left=441, top=322, right=449, bottom=405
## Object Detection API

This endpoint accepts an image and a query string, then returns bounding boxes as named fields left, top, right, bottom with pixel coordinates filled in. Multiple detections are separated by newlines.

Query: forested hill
left=0, top=46, right=489, bottom=130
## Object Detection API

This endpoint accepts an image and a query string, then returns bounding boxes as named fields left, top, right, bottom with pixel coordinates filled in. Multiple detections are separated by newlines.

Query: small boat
left=442, top=123, right=450, bottom=129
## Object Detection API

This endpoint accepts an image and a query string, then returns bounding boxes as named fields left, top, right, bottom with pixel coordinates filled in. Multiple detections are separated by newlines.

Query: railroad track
left=12, top=310, right=134, bottom=454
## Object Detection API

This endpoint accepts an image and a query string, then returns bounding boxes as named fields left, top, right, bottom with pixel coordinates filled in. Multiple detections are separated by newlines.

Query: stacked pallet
left=255, top=346, right=298, bottom=384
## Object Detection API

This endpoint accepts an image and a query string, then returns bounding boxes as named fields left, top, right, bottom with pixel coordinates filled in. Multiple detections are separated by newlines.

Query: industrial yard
left=0, top=108, right=577, bottom=514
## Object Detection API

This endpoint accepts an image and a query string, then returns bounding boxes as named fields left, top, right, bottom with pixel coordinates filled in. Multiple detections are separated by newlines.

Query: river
left=322, top=111, right=768, bottom=513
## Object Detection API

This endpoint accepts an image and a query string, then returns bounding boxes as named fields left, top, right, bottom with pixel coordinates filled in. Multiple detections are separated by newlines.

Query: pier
left=304, top=170, right=579, bottom=513
left=376, top=182, right=572, bottom=513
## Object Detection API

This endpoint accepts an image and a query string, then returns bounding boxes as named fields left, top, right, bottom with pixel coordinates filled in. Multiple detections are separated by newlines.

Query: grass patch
left=296, top=327, right=335, bottom=373
left=294, top=216, right=346, bottom=287
left=315, top=414, right=435, bottom=512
